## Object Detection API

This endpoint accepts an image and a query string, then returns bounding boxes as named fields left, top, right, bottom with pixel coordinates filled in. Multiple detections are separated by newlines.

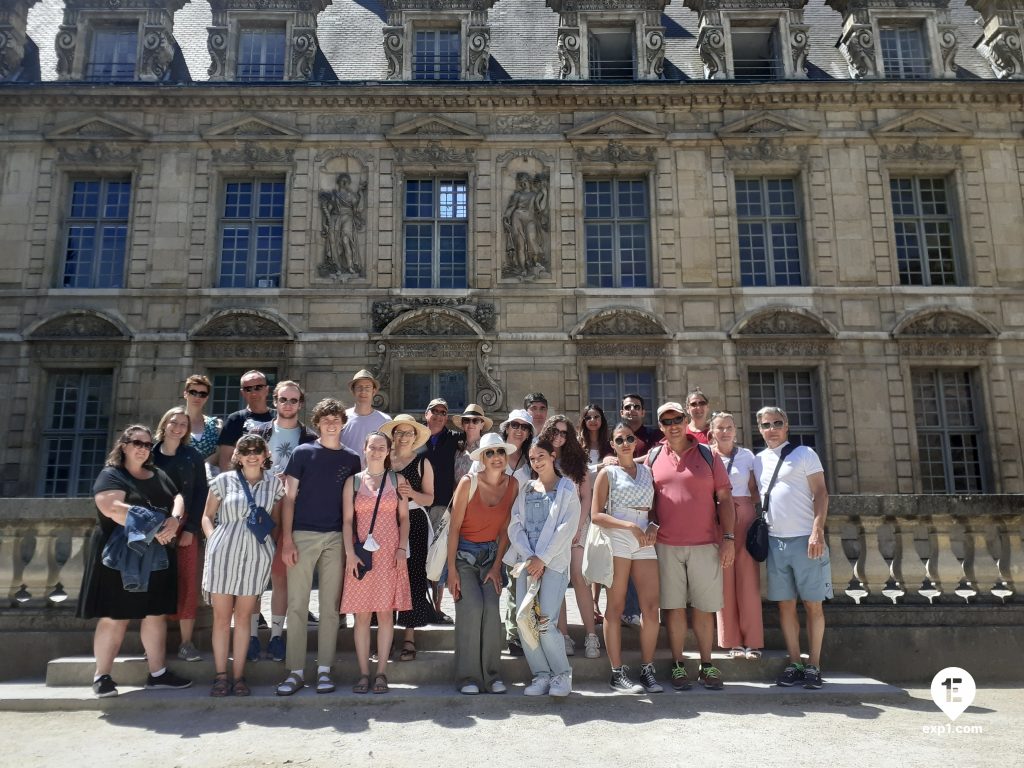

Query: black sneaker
left=145, top=669, right=193, bottom=690
left=776, top=663, right=805, bottom=687
left=257, top=613, right=268, bottom=628
left=609, top=666, right=644, bottom=694
left=638, top=663, right=663, bottom=693
left=92, top=674, right=118, bottom=698
left=307, top=611, right=319, bottom=625
left=506, top=641, right=524, bottom=657
left=802, top=665, right=824, bottom=689
left=670, top=661, right=692, bottom=691
left=697, top=663, right=724, bottom=690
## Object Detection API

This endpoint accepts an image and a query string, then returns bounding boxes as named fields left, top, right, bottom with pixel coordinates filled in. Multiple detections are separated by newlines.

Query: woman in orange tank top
left=446, top=433, right=519, bottom=695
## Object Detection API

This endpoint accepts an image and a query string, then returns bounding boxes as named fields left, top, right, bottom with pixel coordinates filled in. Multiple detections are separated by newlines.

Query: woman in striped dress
left=201, top=434, right=285, bottom=696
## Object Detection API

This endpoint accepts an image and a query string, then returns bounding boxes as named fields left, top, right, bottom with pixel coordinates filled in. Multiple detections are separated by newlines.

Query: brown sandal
left=372, top=673, right=389, bottom=694
left=232, top=678, right=251, bottom=697
left=352, top=674, right=370, bottom=694
left=399, top=640, right=417, bottom=662
left=210, top=674, right=229, bottom=698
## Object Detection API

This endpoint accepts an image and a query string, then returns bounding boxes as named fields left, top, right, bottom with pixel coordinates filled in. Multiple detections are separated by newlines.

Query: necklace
left=366, top=470, right=386, bottom=478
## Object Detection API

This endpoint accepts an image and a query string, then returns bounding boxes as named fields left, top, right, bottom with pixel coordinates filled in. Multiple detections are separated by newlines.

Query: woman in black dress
left=77, top=424, right=193, bottom=697
left=381, top=414, right=436, bottom=660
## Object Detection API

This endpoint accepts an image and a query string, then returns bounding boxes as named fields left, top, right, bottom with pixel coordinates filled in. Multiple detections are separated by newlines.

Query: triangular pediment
left=387, top=115, right=483, bottom=142
left=873, top=111, right=972, bottom=138
left=717, top=111, right=817, bottom=139
left=203, top=116, right=301, bottom=139
left=46, top=117, right=148, bottom=141
left=566, top=113, right=665, bottom=141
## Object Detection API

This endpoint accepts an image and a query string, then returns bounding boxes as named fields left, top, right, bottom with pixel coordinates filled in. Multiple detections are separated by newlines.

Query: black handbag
left=747, top=443, right=796, bottom=562
left=238, top=470, right=275, bottom=543
left=352, top=472, right=390, bottom=580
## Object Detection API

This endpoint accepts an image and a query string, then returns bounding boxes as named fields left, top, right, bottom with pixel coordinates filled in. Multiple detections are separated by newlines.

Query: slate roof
left=22, top=0, right=995, bottom=83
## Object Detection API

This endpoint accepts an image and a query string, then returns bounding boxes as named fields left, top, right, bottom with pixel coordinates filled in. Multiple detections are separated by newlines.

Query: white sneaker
left=524, top=675, right=551, bottom=696
left=548, top=673, right=572, bottom=697
left=563, top=634, right=575, bottom=656
left=622, top=614, right=642, bottom=628
left=460, top=682, right=480, bottom=695
left=583, top=633, right=601, bottom=659
left=489, top=680, right=507, bottom=694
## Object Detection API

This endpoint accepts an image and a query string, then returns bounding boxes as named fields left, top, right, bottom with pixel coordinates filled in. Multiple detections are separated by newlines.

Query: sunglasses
left=507, top=423, right=530, bottom=431
left=125, top=439, right=154, bottom=451
left=554, top=428, right=569, bottom=436
left=660, top=416, right=686, bottom=426
left=688, top=401, right=708, bottom=408
left=621, top=403, right=643, bottom=411
left=759, top=420, right=786, bottom=430
left=483, top=448, right=507, bottom=459
left=276, top=397, right=301, bottom=405
left=185, top=389, right=209, bottom=398
left=237, top=447, right=265, bottom=456
left=613, top=435, right=637, bottom=445
left=242, top=383, right=267, bottom=393
left=429, top=408, right=448, bottom=416
left=392, top=430, right=417, bottom=439
left=461, top=417, right=483, bottom=425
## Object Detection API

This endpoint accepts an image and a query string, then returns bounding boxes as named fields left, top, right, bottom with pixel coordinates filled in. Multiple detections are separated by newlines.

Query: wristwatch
left=722, top=533, right=735, bottom=540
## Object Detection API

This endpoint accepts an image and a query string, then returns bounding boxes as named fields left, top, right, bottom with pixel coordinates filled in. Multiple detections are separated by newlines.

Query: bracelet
left=722, top=533, right=735, bottom=540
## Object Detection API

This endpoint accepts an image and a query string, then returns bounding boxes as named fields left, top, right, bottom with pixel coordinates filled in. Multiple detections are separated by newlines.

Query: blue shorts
left=766, top=536, right=833, bottom=602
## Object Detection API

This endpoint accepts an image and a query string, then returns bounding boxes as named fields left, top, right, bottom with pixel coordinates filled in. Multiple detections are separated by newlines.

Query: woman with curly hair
left=202, top=434, right=284, bottom=697
left=537, top=415, right=600, bottom=660
left=577, top=404, right=613, bottom=467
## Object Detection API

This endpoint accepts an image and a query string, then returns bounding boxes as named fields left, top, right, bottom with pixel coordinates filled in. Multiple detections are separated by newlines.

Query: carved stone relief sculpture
left=142, top=25, right=175, bottom=80
left=0, top=0, right=37, bottom=81
left=467, top=25, right=491, bottom=78
left=837, top=12, right=877, bottom=78
left=383, top=25, right=404, bottom=80
left=641, top=16, right=665, bottom=79
left=318, top=170, right=368, bottom=280
left=970, top=2, right=1024, bottom=79
left=501, top=159, right=550, bottom=281
left=790, top=23, right=810, bottom=78
left=696, top=20, right=726, bottom=79
left=557, top=25, right=582, bottom=79
left=54, top=24, right=77, bottom=79
left=207, top=24, right=228, bottom=78
left=292, top=27, right=317, bottom=80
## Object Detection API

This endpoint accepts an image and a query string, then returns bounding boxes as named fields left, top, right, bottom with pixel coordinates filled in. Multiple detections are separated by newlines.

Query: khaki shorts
left=654, top=542, right=723, bottom=613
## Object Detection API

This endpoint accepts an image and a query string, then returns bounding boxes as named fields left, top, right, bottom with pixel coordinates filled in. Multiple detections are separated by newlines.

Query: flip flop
left=352, top=675, right=370, bottom=694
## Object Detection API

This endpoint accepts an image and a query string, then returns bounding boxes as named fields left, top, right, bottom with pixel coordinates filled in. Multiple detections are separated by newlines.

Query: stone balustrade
left=0, top=495, right=1020, bottom=610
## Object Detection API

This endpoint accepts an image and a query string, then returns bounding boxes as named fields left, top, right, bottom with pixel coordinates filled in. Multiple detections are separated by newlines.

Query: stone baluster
left=858, top=516, right=893, bottom=604
left=980, top=522, right=1014, bottom=603
left=877, top=520, right=906, bottom=604
left=913, top=521, right=943, bottom=604
left=840, top=518, right=869, bottom=603
left=949, top=519, right=979, bottom=603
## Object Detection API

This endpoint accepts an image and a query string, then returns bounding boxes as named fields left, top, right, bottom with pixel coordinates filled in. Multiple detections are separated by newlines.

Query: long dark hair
left=577, top=403, right=612, bottom=459
left=529, top=436, right=562, bottom=480
left=539, top=415, right=587, bottom=485
left=364, top=431, right=393, bottom=471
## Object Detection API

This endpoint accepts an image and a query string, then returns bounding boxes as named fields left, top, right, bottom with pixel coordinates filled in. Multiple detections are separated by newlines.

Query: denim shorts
left=766, top=535, right=833, bottom=602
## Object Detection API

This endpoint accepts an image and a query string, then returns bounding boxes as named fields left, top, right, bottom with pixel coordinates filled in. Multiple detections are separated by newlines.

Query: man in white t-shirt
left=341, top=369, right=390, bottom=466
left=753, top=406, right=831, bottom=690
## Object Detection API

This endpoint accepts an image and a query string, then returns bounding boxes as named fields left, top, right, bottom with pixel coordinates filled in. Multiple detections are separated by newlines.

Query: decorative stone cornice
left=547, top=0, right=667, bottom=10
left=575, top=140, right=656, bottom=164
left=0, top=0, right=38, bottom=81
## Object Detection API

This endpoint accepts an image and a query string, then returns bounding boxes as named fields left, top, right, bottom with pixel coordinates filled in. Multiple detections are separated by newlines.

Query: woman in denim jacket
left=504, top=436, right=581, bottom=697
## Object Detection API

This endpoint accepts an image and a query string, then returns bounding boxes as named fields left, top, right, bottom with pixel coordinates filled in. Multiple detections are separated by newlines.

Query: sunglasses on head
left=660, top=415, right=686, bottom=426
left=186, top=389, right=209, bottom=398
left=759, top=420, right=786, bottom=430
left=125, top=439, right=153, bottom=451
left=237, top=447, right=265, bottom=456
left=277, top=397, right=301, bottom=405
left=242, top=383, right=267, bottom=393
left=613, top=435, right=636, bottom=445
left=483, top=448, right=507, bottom=459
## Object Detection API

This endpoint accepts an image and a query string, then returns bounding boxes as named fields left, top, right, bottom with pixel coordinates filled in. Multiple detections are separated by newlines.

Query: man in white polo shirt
left=753, top=406, right=831, bottom=690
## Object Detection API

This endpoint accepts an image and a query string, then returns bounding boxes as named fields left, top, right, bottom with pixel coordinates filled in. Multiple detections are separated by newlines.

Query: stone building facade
left=0, top=0, right=1023, bottom=499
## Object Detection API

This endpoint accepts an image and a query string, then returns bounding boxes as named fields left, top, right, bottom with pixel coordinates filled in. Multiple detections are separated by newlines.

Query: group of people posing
left=77, top=371, right=832, bottom=699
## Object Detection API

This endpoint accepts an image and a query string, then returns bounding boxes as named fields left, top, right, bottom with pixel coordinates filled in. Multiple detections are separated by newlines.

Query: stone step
left=48, top=649, right=818, bottom=688
left=5, top=675, right=908, bottom=713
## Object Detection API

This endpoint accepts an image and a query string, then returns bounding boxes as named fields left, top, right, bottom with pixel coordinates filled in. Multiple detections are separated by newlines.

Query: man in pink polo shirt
left=647, top=401, right=736, bottom=691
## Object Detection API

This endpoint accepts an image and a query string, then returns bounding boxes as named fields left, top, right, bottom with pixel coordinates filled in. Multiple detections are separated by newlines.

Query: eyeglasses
left=461, top=417, right=483, bottom=425
left=621, top=404, right=643, bottom=411
left=660, top=416, right=686, bottom=426
left=688, top=401, right=708, bottom=408
left=242, top=383, right=267, bottom=393
left=554, top=428, right=569, bottom=436
left=759, top=420, right=786, bottom=430
left=483, top=448, right=507, bottom=459
left=125, top=439, right=154, bottom=451
left=429, top=408, right=448, bottom=416
left=613, top=435, right=637, bottom=445
left=392, top=430, right=417, bottom=439
left=507, top=423, right=530, bottom=431
left=237, top=447, right=265, bottom=456
left=585, top=414, right=602, bottom=421
left=276, top=397, right=301, bottom=405
left=185, top=389, right=209, bottom=398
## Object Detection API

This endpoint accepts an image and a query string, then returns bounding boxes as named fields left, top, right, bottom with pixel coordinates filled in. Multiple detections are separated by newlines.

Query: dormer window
left=237, top=25, right=286, bottom=81
left=413, top=28, right=460, bottom=80
left=878, top=23, right=930, bottom=79
left=85, top=25, right=137, bottom=81
left=588, top=27, right=635, bottom=80
left=730, top=23, right=782, bottom=81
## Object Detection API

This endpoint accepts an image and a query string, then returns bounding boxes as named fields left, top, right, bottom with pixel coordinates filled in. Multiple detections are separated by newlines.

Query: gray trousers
left=453, top=556, right=503, bottom=690
left=285, top=530, right=344, bottom=673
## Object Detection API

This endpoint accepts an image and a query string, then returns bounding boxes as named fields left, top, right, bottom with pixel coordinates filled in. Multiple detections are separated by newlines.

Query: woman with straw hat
left=379, top=414, right=436, bottom=660
left=453, top=404, right=493, bottom=482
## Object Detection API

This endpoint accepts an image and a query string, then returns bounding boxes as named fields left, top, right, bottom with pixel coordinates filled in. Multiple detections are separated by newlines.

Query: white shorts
left=606, top=527, right=658, bottom=561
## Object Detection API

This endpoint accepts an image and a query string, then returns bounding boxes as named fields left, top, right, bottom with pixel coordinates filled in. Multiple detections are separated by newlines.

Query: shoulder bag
left=426, top=472, right=477, bottom=581
left=351, top=471, right=395, bottom=580
left=238, top=470, right=275, bottom=543
left=746, top=443, right=796, bottom=562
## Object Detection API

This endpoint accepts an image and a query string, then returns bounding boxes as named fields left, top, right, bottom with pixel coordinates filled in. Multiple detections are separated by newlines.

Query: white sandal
left=730, top=647, right=746, bottom=658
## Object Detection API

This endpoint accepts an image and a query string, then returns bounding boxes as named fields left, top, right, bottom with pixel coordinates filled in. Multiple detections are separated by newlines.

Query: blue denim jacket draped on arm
left=101, top=505, right=169, bottom=592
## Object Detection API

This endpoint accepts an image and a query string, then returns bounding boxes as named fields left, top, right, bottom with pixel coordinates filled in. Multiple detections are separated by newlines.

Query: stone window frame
left=208, top=4, right=322, bottom=82
left=235, top=22, right=289, bottom=82
left=742, top=363, right=827, bottom=456
left=61, top=11, right=144, bottom=82
left=83, top=22, right=139, bottom=81
left=869, top=10, right=954, bottom=79
left=723, top=159, right=815, bottom=288
left=215, top=175, right=289, bottom=290
left=394, top=163, right=476, bottom=292
left=385, top=10, right=491, bottom=82
left=573, top=161, right=659, bottom=290
left=399, top=366, right=471, bottom=413
left=53, top=165, right=138, bottom=291
left=207, top=164, right=293, bottom=291
left=907, top=365, right=992, bottom=494
left=719, top=10, right=803, bottom=81
left=583, top=364, right=659, bottom=429
left=410, top=23, right=462, bottom=81
left=733, top=174, right=807, bottom=287
left=878, top=163, right=969, bottom=288
left=36, top=368, right=116, bottom=498
left=585, top=17, right=642, bottom=80
left=834, top=5, right=959, bottom=80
